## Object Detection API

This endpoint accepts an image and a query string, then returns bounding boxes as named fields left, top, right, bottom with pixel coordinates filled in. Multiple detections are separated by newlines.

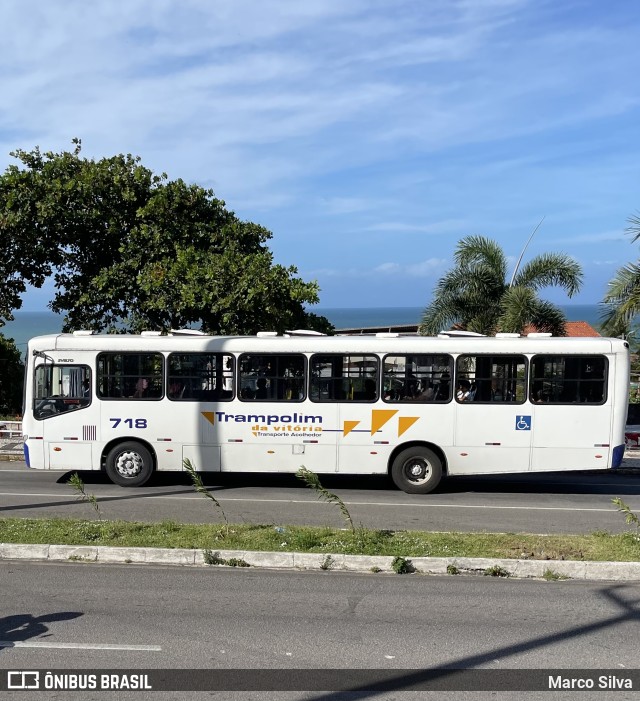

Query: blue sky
left=2, top=0, right=639, bottom=311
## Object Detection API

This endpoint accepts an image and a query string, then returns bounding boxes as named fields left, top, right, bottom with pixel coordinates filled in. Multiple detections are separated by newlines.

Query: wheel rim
left=402, top=456, right=432, bottom=485
left=114, top=450, right=145, bottom=479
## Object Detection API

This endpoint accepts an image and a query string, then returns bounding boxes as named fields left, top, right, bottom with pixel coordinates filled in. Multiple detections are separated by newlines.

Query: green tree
left=419, top=236, right=583, bottom=336
left=600, top=213, right=640, bottom=339
left=0, top=140, right=332, bottom=335
left=0, top=334, right=23, bottom=415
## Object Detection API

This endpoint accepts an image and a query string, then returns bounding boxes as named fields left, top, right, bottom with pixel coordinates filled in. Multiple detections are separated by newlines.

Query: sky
left=1, top=0, right=640, bottom=311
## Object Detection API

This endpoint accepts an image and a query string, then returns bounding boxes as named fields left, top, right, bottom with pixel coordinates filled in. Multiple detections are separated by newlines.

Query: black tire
left=390, top=446, right=442, bottom=494
left=105, top=441, right=154, bottom=487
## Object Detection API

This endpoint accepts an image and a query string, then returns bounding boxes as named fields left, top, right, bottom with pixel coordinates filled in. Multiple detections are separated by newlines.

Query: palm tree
left=419, top=235, right=583, bottom=336
left=600, top=213, right=640, bottom=338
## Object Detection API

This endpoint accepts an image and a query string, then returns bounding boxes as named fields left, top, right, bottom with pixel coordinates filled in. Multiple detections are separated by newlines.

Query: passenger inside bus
left=363, top=379, right=377, bottom=400
left=133, top=378, right=149, bottom=398
left=435, top=372, right=450, bottom=400
left=414, top=381, right=435, bottom=401
left=168, top=381, right=185, bottom=399
left=534, top=389, right=548, bottom=403
left=456, top=379, right=471, bottom=401
left=255, top=377, right=269, bottom=399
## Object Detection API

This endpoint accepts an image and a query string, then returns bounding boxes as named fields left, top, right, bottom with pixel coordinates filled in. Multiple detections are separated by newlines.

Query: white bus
left=22, top=330, right=629, bottom=494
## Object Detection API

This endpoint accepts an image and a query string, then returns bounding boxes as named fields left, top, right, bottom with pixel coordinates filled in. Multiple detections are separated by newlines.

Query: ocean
left=1, top=305, right=606, bottom=351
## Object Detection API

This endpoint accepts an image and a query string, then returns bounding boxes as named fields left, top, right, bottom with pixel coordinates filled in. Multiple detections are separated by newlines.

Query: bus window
left=310, top=354, right=379, bottom=402
left=97, top=353, right=164, bottom=400
left=383, top=354, right=453, bottom=402
left=168, top=353, right=234, bottom=401
left=34, top=364, right=92, bottom=419
left=455, top=354, right=526, bottom=403
left=239, top=354, right=305, bottom=401
left=530, top=355, right=607, bottom=404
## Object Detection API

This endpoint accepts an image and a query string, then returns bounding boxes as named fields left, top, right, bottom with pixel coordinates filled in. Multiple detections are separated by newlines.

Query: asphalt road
left=3, top=458, right=640, bottom=534
left=1, top=562, right=639, bottom=700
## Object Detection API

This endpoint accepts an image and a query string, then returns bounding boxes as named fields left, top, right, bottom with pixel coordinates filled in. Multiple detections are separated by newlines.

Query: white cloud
left=364, top=219, right=468, bottom=234
left=310, top=258, right=448, bottom=278
left=554, top=231, right=627, bottom=245
left=406, top=258, right=449, bottom=276
left=321, top=197, right=378, bottom=215
left=373, top=263, right=402, bottom=274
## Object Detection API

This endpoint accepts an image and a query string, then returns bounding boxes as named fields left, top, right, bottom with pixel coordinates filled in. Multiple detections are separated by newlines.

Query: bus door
left=174, top=401, right=222, bottom=472
left=218, top=352, right=337, bottom=474
left=328, top=354, right=391, bottom=475
left=34, top=361, right=94, bottom=470
left=529, top=354, right=611, bottom=471
left=337, top=400, right=391, bottom=474
left=452, top=354, right=532, bottom=474
left=164, top=351, right=227, bottom=472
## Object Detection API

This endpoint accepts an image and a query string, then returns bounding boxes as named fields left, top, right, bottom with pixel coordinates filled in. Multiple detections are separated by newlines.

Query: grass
left=542, top=568, right=570, bottom=581
left=1, top=517, right=640, bottom=562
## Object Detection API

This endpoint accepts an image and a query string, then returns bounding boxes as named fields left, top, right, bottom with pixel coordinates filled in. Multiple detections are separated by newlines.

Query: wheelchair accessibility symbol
left=515, top=415, right=531, bottom=431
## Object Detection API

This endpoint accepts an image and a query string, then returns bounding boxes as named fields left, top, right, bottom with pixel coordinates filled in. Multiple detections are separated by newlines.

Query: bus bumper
left=612, top=444, right=625, bottom=468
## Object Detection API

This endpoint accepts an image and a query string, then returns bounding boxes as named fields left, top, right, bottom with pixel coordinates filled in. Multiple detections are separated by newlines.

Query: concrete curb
left=2, top=542, right=640, bottom=581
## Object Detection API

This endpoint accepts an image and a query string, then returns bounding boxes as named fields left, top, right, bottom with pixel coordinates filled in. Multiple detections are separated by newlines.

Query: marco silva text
left=549, top=674, right=632, bottom=690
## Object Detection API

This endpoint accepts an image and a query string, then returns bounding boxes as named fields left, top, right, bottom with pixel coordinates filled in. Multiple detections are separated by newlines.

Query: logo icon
left=515, top=415, right=532, bottom=431
left=8, top=671, right=40, bottom=689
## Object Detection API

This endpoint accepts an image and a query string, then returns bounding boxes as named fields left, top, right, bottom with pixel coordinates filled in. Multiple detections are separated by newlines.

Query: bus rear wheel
left=105, top=442, right=154, bottom=487
left=391, top=447, right=442, bottom=494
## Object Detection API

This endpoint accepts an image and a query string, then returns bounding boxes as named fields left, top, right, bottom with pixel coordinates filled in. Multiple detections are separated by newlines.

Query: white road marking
left=0, top=491, right=632, bottom=512
left=210, top=498, right=630, bottom=512
left=0, top=641, right=161, bottom=651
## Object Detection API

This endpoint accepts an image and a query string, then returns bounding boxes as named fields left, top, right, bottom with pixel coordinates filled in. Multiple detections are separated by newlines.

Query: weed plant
left=67, top=473, right=102, bottom=519
left=296, top=466, right=355, bottom=532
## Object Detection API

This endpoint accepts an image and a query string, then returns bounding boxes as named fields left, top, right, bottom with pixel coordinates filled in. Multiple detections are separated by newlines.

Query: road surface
left=2, top=459, right=640, bottom=534
left=1, top=561, right=639, bottom=700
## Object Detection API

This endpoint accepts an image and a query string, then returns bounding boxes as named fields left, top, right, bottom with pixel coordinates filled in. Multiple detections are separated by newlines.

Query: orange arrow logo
left=201, top=411, right=215, bottom=426
left=370, top=409, right=398, bottom=435
left=343, top=420, right=360, bottom=437
left=398, top=416, right=419, bottom=436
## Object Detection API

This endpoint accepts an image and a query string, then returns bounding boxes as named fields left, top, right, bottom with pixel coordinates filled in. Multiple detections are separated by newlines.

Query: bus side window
left=530, top=355, right=607, bottom=405
left=382, top=355, right=453, bottom=404
left=98, top=352, right=164, bottom=401
left=166, top=352, right=234, bottom=402
left=455, top=355, right=526, bottom=404
left=238, top=353, right=306, bottom=402
left=310, top=354, right=379, bottom=403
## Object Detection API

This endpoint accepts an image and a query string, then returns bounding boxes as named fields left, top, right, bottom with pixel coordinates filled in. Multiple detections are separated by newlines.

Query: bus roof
left=26, top=331, right=629, bottom=356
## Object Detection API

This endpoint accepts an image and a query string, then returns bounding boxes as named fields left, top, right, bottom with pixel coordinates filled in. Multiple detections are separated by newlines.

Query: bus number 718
left=110, top=418, right=148, bottom=429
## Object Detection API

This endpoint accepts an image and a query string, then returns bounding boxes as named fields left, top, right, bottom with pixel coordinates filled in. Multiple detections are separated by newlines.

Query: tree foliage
left=0, top=334, right=23, bottom=415
left=419, top=235, right=583, bottom=336
left=0, top=140, right=332, bottom=335
left=600, top=213, right=640, bottom=339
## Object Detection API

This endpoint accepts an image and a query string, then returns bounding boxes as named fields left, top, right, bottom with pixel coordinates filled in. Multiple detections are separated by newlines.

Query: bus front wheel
left=391, top=447, right=442, bottom=494
left=105, top=442, right=154, bottom=487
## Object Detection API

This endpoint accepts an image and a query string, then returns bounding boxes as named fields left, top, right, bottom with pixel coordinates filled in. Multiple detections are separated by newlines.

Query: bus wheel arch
left=388, top=442, right=446, bottom=495
left=103, top=439, right=156, bottom=488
